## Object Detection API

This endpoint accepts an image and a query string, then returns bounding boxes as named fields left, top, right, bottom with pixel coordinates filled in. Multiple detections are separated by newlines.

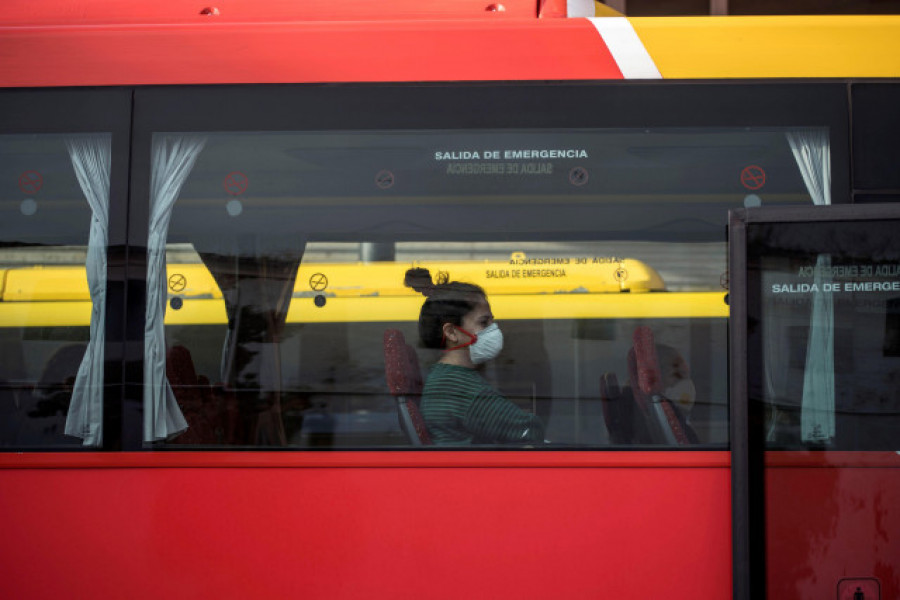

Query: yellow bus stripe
left=0, top=302, right=93, bottom=327
left=0, top=292, right=727, bottom=327
left=631, top=16, right=900, bottom=79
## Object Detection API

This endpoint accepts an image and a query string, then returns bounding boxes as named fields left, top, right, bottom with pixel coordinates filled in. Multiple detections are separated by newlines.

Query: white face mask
left=468, top=323, right=504, bottom=364
left=664, top=378, right=696, bottom=417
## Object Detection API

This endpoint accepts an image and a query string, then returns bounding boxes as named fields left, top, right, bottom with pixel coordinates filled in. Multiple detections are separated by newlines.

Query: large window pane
left=148, top=127, right=820, bottom=448
left=749, top=219, right=900, bottom=449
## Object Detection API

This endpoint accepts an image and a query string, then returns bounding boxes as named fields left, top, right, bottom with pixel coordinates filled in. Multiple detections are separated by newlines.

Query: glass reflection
left=0, top=133, right=111, bottom=448
left=750, top=220, right=900, bottom=449
left=152, top=126, right=821, bottom=448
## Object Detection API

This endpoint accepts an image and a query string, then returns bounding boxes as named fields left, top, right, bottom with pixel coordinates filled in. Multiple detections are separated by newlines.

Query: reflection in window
left=0, top=133, right=111, bottom=448
left=751, top=220, right=900, bottom=450
left=149, top=127, right=824, bottom=448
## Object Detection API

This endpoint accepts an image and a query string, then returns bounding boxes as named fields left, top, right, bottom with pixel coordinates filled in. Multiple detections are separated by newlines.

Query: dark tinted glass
left=852, top=83, right=900, bottom=192
left=147, top=126, right=824, bottom=448
left=748, top=218, right=900, bottom=449
left=0, top=133, right=112, bottom=448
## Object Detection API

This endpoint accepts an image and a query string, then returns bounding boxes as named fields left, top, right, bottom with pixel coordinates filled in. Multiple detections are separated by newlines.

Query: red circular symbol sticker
left=569, top=167, right=589, bottom=187
left=223, top=171, right=249, bottom=196
left=18, top=171, right=43, bottom=195
left=740, top=165, right=766, bottom=190
left=375, top=170, right=395, bottom=189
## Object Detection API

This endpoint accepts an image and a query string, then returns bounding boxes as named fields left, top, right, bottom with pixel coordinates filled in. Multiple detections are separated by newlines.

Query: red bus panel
left=1, top=452, right=731, bottom=599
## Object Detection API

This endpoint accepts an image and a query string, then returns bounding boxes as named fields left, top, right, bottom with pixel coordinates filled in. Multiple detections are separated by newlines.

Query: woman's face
left=461, top=296, right=494, bottom=334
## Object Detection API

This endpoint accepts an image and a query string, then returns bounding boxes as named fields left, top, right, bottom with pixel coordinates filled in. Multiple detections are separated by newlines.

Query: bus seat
left=0, top=379, right=22, bottom=446
left=603, top=369, right=654, bottom=445
left=629, top=327, right=691, bottom=446
left=383, top=329, right=431, bottom=446
left=16, top=344, right=87, bottom=445
left=600, top=372, right=631, bottom=445
left=166, top=345, right=219, bottom=444
left=31, top=343, right=85, bottom=416
left=404, top=344, right=424, bottom=395
left=166, top=345, right=199, bottom=394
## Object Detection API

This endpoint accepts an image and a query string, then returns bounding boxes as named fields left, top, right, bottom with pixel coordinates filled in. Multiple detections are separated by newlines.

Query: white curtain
left=64, top=134, right=112, bottom=448
left=787, top=129, right=830, bottom=206
left=144, top=135, right=206, bottom=442
left=787, top=128, right=835, bottom=443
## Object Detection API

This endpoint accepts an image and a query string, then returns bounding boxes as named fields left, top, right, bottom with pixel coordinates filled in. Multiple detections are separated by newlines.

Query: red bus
left=1, top=3, right=899, bottom=598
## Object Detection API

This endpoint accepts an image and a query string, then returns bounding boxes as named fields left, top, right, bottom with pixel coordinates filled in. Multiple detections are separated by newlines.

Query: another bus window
left=749, top=219, right=900, bottom=450
left=149, top=127, right=823, bottom=448
left=0, top=133, right=111, bottom=448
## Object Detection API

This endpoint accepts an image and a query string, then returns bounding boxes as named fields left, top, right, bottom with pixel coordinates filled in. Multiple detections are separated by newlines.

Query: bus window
left=148, top=126, right=824, bottom=448
left=0, top=133, right=111, bottom=448
left=749, top=218, right=900, bottom=450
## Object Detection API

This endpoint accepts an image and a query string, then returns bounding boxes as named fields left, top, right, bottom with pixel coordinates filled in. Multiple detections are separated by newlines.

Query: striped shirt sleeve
left=465, top=387, right=544, bottom=444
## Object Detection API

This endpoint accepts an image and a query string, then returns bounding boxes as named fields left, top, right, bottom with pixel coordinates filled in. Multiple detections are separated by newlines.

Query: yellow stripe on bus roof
left=631, top=16, right=900, bottom=79
left=0, top=257, right=665, bottom=302
left=0, top=292, right=727, bottom=327
left=281, top=292, right=728, bottom=323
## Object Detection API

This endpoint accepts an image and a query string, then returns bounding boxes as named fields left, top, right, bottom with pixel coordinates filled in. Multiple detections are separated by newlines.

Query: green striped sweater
left=420, top=363, right=544, bottom=445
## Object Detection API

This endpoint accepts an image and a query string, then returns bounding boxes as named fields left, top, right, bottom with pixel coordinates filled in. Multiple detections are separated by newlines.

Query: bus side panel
left=0, top=21, right=623, bottom=88
left=0, top=462, right=730, bottom=599
left=766, top=461, right=900, bottom=600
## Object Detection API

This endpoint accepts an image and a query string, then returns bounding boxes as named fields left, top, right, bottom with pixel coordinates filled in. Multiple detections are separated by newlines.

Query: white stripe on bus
left=588, top=17, right=662, bottom=79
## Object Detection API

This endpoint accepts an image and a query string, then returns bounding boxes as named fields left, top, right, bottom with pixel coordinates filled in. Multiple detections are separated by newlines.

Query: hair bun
left=404, top=268, right=434, bottom=297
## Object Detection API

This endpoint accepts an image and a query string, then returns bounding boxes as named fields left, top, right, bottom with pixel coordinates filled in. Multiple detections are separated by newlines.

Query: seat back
left=629, top=327, right=691, bottom=445
left=166, top=345, right=221, bottom=444
left=0, top=378, right=22, bottom=446
left=600, top=372, right=630, bottom=445
left=383, top=329, right=431, bottom=446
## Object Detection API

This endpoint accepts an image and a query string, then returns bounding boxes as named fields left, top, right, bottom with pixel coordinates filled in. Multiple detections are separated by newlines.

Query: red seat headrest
left=383, top=329, right=422, bottom=396
left=632, top=326, right=662, bottom=396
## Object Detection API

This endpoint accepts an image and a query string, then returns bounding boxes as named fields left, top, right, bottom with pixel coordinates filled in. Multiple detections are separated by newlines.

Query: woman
left=405, top=268, right=544, bottom=445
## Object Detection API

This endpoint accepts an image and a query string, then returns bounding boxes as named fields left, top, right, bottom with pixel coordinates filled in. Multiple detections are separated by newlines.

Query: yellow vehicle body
left=0, top=254, right=728, bottom=326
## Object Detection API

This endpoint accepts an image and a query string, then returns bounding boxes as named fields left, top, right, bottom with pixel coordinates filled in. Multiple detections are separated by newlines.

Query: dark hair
left=405, top=268, right=485, bottom=349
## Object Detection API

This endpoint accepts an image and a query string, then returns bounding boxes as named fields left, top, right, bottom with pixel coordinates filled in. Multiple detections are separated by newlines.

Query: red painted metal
left=0, top=0, right=541, bottom=25
left=2, top=8, right=895, bottom=598
left=0, top=451, right=732, bottom=599
left=0, top=450, right=731, bottom=469
left=765, top=452, right=900, bottom=600
left=0, top=19, right=622, bottom=88
left=765, top=450, right=900, bottom=468
left=538, top=0, right=569, bottom=19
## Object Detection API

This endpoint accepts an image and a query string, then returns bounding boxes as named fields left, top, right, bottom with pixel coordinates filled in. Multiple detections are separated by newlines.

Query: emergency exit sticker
left=838, top=577, right=881, bottom=600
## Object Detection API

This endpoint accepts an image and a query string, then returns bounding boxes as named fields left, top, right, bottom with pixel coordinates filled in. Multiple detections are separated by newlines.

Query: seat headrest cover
left=384, top=329, right=421, bottom=396
left=632, top=326, right=662, bottom=396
